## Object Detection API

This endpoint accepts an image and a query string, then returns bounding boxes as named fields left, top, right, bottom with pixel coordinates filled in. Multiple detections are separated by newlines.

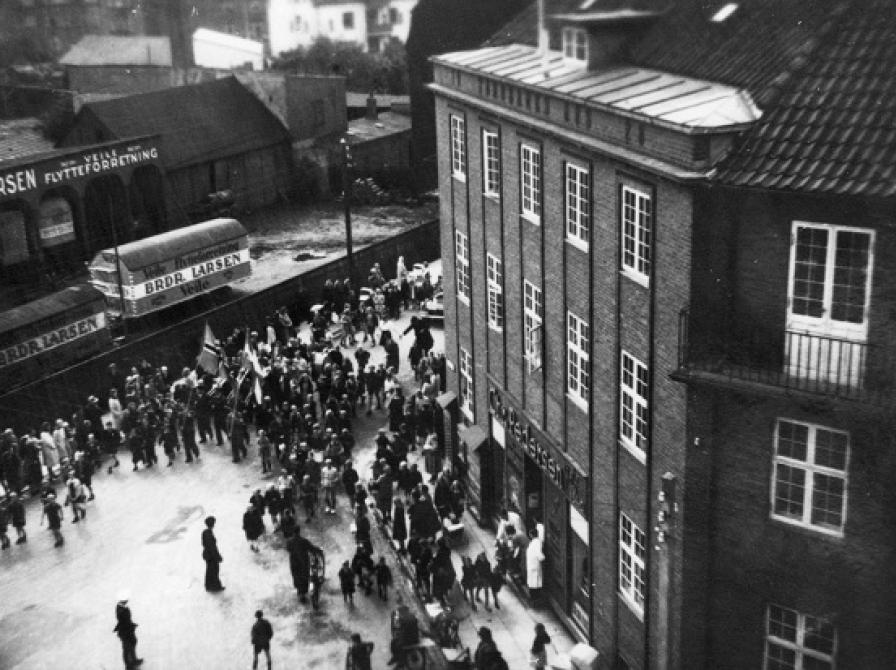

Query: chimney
left=537, top=0, right=550, bottom=54
left=366, top=94, right=378, bottom=120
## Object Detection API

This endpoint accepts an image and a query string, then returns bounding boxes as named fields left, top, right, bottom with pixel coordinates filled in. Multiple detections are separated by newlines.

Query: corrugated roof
left=75, top=77, right=291, bottom=169
left=0, top=118, right=55, bottom=165
left=90, top=218, right=247, bottom=272
left=59, top=35, right=172, bottom=67
left=435, top=44, right=760, bottom=130
left=714, top=0, right=896, bottom=197
left=484, top=0, right=896, bottom=197
left=0, top=286, right=103, bottom=337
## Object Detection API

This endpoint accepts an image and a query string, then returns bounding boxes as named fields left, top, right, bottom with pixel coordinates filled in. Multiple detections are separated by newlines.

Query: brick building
left=431, top=1, right=896, bottom=668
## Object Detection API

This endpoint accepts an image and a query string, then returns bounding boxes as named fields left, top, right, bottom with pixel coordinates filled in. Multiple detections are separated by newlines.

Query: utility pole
left=109, top=197, right=128, bottom=337
left=340, top=137, right=355, bottom=284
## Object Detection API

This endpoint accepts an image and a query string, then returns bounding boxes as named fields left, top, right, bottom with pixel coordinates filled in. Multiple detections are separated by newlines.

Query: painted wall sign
left=38, top=197, right=76, bottom=247
left=0, top=312, right=106, bottom=368
left=0, top=142, right=161, bottom=198
left=488, top=387, right=588, bottom=511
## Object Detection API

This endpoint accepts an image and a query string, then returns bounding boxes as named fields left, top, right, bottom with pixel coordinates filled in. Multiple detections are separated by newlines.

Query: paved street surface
left=0, top=266, right=575, bottom=670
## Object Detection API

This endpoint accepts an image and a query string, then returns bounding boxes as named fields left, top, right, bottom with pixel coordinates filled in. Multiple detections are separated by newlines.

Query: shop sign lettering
left=127, top=249, right=251, bottom=299
left=0, top=313, right=106, bottom=368
left=0, top=144, right=160, bottom=198
left=140, top=241, right=243, bottom=280
left=488, top=387, right=587, bottom=510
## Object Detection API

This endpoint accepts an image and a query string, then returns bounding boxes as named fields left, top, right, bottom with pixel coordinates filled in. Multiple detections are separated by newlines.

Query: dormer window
left=562, top=27, right=588, bottom=62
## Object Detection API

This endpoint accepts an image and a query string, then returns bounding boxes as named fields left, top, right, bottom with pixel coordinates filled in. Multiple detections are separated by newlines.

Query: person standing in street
left=375, top=556, right=392, bottom=601
left=201, top=516, right=225, bottom=591
left=338, top=560, right=356, bottom=606
left=530, top=622, right=556, bottom=669
left=41, top=492, right=64, bottom=547
left=346, top=632, right=373, bottom=670
left=114, top=592, right=143, bottom=668
left=243, top=504, right=265, bottom=553
left=8, top=492, right=26, bottom=544
left=250, top=609, right=273, bottom=670
left=0, top=501, right=10, bottom=549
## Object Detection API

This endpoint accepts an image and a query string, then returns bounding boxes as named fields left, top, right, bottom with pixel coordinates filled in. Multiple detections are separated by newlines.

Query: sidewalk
left=291, top=262, right=577, bottom=669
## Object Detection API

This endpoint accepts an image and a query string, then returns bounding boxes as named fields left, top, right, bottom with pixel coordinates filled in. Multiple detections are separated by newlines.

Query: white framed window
left=455, top=230, right=470, bottom=303
left=482, top=129, right=501, bottom=197
left=621, top=185, right=652, bottom=284
left=765, top=604, right=837, bottom=670
left=459, top=347, right=474, bottom=418
left=620, top=351, right=648, bottom=461
left=486, top=253, right=503, bottom=330
left=772, top=419, right=849, bottom=535
left=520, top=144, right=541, bottom=223
left=524, top=280, right=543, bottom=372
left=567, top=311, right=589, bottom=408
left=450, top=114, right=466, bottom=180
left=618, top=512, right=646, bottom=617
left=566, top=162, right=590, bottom=249
left=562, top=27, right=588, bottom=62
left=788, top=222, right=873, bottom=332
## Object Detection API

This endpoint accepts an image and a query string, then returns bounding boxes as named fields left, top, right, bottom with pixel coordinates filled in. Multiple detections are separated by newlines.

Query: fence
left=0, top=220, right=440, bottom=432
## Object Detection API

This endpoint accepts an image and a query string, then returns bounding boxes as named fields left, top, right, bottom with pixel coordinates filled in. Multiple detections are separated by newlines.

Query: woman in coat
left=391, top=498, right=407, bottom=552
left=242, top=504, right=265, bottom=552
left=374, top=467, right=394, bottom=523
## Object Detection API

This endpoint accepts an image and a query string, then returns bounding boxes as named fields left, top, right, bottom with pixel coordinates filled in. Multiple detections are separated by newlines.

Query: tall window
left=619, top=513, right=646, bottom=617
left=765, top=604, right=837, bottom=670
left=487, top=253, right=503, bottom=330
left=482, top=129, right=501, bottom=197
left=566, top=162, right=590, bottom=248
left=342, top=11, right=354, bottom=28
left=621, top=185, right=652, bottom=284
left=772, top=419, right=848, bottom=535
left=460, top=347, right=474, bottom=418
left=567, top=311, right=589, bottom=407
left=450, top=115, right=466, bottom=179
left=620, top=351, right=649, bottom=461
left=521, top=144, right=541, bottom=222
left=562, top=27, right=588, bottom=62
left=524, top=280, right=543, bottom=372
left=455, top=230, right=470, bottom=302
left=788, top=223, right=873, bottom=329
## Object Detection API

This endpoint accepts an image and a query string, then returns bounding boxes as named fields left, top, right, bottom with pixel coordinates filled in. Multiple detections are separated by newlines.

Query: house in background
left=267, top=0, right=418, bottom=56
left=59, top=76, right=294, bottom=223
left=431, top=0, right=896, bottom=668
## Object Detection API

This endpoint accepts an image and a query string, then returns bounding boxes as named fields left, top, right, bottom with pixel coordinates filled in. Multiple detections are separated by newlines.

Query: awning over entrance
left=458, top=424, right=488, bottom=451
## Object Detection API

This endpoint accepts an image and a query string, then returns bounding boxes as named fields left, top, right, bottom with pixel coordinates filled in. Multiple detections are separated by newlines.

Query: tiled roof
left=436, top=44, right=760, bottom=130
left=714, top=1, right=896, bottom=197
left=484, top=0, right=896, bottom=197
left=59, top=35, right=173, bottom=67
left=0, top=118, right=55, bottom=164
left=75, top=77, right=291, bottom=169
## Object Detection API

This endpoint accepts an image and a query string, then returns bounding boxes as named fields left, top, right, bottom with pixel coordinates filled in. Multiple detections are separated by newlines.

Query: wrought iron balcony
left=675, top=307, right=895, bottom=407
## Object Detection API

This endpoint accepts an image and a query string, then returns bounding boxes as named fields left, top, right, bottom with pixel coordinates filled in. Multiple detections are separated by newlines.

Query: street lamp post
left=340, top=137, right=355, bottom=284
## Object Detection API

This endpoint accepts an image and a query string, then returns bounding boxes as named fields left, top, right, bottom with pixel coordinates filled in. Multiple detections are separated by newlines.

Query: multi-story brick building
left=430, top=1, right=896, bottom=668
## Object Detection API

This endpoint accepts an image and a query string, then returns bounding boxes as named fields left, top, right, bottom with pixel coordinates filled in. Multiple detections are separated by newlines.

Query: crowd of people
left=0, top=255, right=559, bottom=670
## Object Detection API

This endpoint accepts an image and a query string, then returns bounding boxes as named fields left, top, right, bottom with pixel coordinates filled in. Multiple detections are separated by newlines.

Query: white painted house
left=268, top=0, right=416, bottom=56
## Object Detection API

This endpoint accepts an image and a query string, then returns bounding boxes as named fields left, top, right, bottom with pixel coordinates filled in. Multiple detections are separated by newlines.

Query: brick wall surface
left=701, top=391, right=896, bottom=669
left=434, top=85, right=695, bottom=669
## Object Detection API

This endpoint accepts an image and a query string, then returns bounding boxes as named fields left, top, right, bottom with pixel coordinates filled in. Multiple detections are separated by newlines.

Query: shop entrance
left=524, top=454, right=544, bottom=529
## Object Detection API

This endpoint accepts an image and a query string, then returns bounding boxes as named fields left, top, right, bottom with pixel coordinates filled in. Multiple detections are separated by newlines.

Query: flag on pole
left=197, top=323, right=221, bottom=374
left=253, top=375, right=264, bottom=405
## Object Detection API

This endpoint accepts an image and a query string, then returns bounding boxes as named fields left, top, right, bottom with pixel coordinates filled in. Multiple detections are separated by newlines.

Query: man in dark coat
left=229, top=412, right=248, bottom=463
left=114, top=593, right=143, bottom=668
left=243, top=504, right=265, bottom=552
left=8, top=491, right=26, bottom=544
left=286, top=527, right=323, bottom=603
left=251, top=609, right=273, bottom=670
left=201, top=516, right=225, bottom=591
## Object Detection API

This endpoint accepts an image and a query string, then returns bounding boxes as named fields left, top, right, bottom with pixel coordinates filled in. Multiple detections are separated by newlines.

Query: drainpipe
left=537, top=0, right=549, bottom=54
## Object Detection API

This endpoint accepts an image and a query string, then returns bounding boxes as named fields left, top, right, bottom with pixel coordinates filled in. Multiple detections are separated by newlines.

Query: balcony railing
left=676, top=307, right=895, bottom=406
